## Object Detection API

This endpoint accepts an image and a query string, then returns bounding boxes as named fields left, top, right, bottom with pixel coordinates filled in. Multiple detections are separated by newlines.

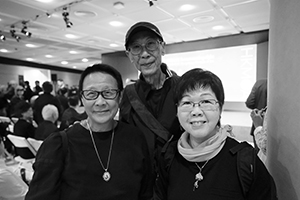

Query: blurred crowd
left=0, top=79, right=87, bottom=156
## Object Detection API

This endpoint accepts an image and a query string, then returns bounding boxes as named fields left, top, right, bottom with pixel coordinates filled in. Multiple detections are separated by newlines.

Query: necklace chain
left=86, top=120, right=114, bottom=181
left=195, top=159, right=209, bottom=171
left=193, top=160, right=210, bottom=191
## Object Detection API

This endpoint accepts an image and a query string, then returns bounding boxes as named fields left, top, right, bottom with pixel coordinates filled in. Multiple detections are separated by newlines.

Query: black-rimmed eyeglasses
left=81, top=89, right=120, bottom=100
left=128, top=39, right=161, bottom=55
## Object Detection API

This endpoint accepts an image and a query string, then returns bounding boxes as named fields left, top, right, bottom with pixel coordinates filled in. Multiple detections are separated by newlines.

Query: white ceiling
left=0, top=0, right=270, bottom=70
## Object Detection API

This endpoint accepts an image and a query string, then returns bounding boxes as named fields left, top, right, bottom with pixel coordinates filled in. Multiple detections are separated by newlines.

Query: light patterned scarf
left=178, top=125, right=232, bottom=162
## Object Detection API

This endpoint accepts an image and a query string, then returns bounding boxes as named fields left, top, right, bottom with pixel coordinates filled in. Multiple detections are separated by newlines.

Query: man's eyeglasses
left=178, top=99, right=219, bottom=112
left=81, top=89, right=120, bottom=100
left=128, top=39, right=161, bottom=55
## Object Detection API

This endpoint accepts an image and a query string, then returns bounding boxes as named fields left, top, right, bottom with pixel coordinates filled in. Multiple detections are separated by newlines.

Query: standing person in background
left=25, top=64, right=153, bottom=200
left=9, top=85, right=25, bottom=117
left=154, top=68, right=277, bottom=200
left=23, top=81, right=33, bottom=103
left=120, top=21, right=182, bottom=176
left=245, top=79, right=267, bottom=147
left=59, top=95, right=87, bottom=131
left=32, top=81, right=43, bottom=96
left=33, top=81, right=62, bottom=124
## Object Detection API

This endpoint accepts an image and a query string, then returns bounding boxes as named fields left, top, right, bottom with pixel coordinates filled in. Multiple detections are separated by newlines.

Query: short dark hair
left=14, top=100, right=31, bottom=117
left=42, top=81, right=53, bottom=93
left=174, top=68, right=225, bottom=110
left=78, top=64, right=123, bottom=93
left=68, top=96, right=80, bottom=107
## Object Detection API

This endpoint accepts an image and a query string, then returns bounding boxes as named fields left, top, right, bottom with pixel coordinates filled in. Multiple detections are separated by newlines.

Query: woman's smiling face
left=81, top=72, right=120, bottom=130
left=177, top=86, right=221, bottom=145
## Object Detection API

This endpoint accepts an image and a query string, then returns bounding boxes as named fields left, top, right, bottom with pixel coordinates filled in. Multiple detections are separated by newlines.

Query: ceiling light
left=180, top=4, right=195, bottom=11
left=82, top=58, right=88, bottom=62
left=65, top=34, right=78, bottom=39
left=110, top=43, right=119, bottom=47
left=193, top=16, right=214, bottom=23
left=73, top=66, right=77, bottom=68
left=26, top=58, right=34, bottom=61
left=45, top=55, right=53, bottom=58
left=113, top=2, right=125, bottom=10
left=35, top=0, right=53, bottom=2
left=74, top=11, right=97, bottom=18
left=0, top=49, right=8, bottom=53
left=109, top=21, right=123, bottom=27
left=212, top=25, right=224, bottom=30
left=61, top=61, right=68, bottom=65
left=69, top=50, right=78, bottom=54
left=26, top=44, right=37, bottom=48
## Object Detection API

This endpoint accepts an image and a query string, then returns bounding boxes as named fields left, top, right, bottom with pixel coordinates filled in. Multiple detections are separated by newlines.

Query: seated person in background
left=59, top=95, right=87, bottom=131
left=0, top=137, right=28, bottom=200
left=35, top=104, right=59, bottom=141
left=13, top=101, right=37, bottom=138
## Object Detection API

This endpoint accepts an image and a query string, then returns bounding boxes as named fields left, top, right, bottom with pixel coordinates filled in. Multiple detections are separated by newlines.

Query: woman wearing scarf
left=154, top=68, right=277, bottom=200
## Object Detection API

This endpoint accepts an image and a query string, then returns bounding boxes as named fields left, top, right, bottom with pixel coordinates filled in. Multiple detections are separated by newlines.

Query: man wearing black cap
left=120, top=21, right=182, bottom=177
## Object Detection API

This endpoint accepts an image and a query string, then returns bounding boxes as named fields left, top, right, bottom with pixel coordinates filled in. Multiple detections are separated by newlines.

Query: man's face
left=126, top=31, right=165, bottom=78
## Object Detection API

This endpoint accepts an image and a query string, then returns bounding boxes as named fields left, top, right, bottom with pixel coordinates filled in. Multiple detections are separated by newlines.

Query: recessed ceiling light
left=65, top=34, right=79, bottom=39
left=109, top=21, right=123, bottom=27
left=0, top=18, right=2, bottom=22
left=110, top=43, right=119, bottom=47
left=61, top=61, right=68, bottom=65
left=69, top=50, right=78, bottom=54
left=82, top=58, right=88, bottom=62
left=0, top=49, right=9, bottom=53
left=26, top=58, right=34, bottom=61
left=113, top=2, right=125, bottom=9
left=73, top=66, right=77, bottom=68
left=212, top=25, right=224, bottom=30
left=45, top=55, right=53, bottom=58
left=26, top=44, right=37, bottom=48
left=74, top=11, right=97, bottom=18
left=193, top=16, right=214, bottom=23
left=35, top=0, right=53, bottom=3
left=179, top=4, right=195, bottom=11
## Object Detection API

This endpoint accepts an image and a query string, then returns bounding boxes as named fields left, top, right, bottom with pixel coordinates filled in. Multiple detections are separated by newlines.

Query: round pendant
left=103, top=171, right=111, bottom=181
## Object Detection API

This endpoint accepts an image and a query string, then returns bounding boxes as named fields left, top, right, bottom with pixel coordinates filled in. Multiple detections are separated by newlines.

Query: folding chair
left=7, top=134, right=36, bottom=159
left=27, top=138, right=43, bottom=152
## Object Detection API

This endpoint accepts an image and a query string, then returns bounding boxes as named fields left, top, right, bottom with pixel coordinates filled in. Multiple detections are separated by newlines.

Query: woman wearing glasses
left=154, top=68, right=277, bottom=200
left=26, top=64, right=153, bottom=200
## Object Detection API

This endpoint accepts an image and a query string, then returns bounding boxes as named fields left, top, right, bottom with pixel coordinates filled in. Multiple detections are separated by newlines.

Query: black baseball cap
left=125, top=21, right=164, bottom=49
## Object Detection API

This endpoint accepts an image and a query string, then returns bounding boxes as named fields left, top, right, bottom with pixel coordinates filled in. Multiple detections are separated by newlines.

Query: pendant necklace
left=86, top=120, right=115, bottom=182
left=193, top=159, right=210, bottom=191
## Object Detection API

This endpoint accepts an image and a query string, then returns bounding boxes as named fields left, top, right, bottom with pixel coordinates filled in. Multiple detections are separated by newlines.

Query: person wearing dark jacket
left=33, top=81, right=62, bottom=124
left=35, top=104, right=59, bottom=140
left=154, top=69, right=277, bottom=200
left=59, top=95, right=87, bottom=131
left=120, top=22, right=182, bottom=177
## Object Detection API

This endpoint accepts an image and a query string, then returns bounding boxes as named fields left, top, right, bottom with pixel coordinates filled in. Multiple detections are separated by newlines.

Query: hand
left=250, top=109, right=264, bottom=128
